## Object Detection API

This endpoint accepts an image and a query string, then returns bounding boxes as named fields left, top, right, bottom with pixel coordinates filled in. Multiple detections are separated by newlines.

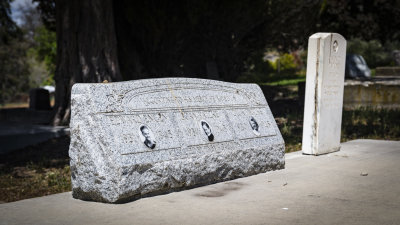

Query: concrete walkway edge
left=1, top=139, right=399, bottom=225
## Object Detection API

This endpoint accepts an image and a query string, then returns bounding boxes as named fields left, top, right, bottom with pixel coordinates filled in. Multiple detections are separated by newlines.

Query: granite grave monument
left=69, top=78, right=285, bottom=203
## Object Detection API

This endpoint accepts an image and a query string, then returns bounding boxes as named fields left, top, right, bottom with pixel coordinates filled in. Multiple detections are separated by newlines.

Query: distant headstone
left=302, top=33, right=347, bottom=155
left=393, top=50, right=400, bottom=66
left=375, top=67, right=400, bottom=77
left=70, top=78, right=285, bottom=203
left=29, top=88, right=51, bottom=110
left=345, top=54, right=371, bottom=79
left=206, top=61, right=220, bottom=80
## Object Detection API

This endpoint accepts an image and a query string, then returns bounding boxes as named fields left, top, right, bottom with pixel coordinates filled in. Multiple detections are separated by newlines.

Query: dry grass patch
left=0, top=136, right=70, bottom=203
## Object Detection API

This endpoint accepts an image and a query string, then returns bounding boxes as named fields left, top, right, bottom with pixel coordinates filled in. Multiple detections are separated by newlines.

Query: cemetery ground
left=1, top=84, right=399, bottom=203
left=2, top=139, right=399, bottom=225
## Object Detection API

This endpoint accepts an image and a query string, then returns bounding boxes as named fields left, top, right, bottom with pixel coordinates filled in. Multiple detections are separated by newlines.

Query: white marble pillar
left=302, top=33, right=347, bottom=155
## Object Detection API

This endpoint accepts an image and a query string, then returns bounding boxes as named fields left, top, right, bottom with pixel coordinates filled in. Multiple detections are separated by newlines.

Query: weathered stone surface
left=302, top=33, right=347, bottom=155
left=375, top=67, right=400, bottom=77
left=69, top=78, right=284, bottom=203
left=343, top=78, right=400, bottom=109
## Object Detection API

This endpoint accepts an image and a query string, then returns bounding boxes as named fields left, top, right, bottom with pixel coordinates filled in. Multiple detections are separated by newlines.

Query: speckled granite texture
left=69, top=78, right=285, bottom=203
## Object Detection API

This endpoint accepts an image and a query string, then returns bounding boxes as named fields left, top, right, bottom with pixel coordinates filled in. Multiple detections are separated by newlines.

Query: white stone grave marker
left=302, top=33, right=347, bottom=155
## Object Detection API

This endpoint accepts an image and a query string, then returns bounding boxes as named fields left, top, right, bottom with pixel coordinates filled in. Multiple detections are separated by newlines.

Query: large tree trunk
left=53, top=0, right=121, bottom=125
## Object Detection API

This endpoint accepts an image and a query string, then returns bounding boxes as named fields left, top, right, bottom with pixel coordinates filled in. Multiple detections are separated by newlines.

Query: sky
left=10, top=0, right=37, bottom=25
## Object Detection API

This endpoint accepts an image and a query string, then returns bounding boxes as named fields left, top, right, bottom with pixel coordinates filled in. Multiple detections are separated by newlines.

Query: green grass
left=0, top=102, right=29, bottom=109
left=276, top=107, right=400, bottom=153
left=371, top=68, right=376, bottom=77
left=236, top=71, right=306, bottom=87
left=261, top=77, right=306, bottom=86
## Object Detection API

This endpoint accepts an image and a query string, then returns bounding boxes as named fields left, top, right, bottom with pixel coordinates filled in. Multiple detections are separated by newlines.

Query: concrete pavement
left=1, top=139, right=399, bottom=225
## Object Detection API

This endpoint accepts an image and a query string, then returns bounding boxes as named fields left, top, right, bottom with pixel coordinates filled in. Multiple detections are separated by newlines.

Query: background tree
left=52, top=0, right=121, bottom=125
left=0, top=0, right=21, bottom=45
left=114, top=0, right=321, bottom=82
left=4, top=0, right=400, bottom=123
left=0, top=0, right=30, bottom=105
left=31, top=24, right=56, bottom=85
left=317, top=0, right=400, bottom=67
left=16, top=1, right=55, bottom=88
left=34, top=0, right=321, bottom=125
left=318, top=0, right=400, bottom=43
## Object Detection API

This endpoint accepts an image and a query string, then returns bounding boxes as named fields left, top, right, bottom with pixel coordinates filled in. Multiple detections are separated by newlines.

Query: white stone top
left=302, top=33, right=347, bottom=155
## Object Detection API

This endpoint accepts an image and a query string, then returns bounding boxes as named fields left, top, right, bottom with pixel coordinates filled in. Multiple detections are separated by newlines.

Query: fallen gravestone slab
left=70, top=78, right=284, bottom=203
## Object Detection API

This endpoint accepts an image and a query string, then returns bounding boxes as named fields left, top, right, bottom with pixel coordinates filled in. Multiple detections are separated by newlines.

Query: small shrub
left=347, top=39, right=400, bottom=68
left=270, top=53, right=297, bottom=72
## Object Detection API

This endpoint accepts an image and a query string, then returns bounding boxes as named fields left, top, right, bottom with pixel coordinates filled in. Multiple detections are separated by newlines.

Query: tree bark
left=53, top=0, right=121, bottom=125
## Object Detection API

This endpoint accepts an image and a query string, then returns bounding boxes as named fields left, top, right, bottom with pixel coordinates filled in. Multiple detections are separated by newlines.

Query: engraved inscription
left=333, top=40, right=338, bottom=52
left=95, top=84, right=277, bottom=163
left=323, top=40, right=344, bottom=109
left=228, top=108, right=276, bottom=140
left=175, top=110, right=234, bottom=147
left=102, top=113, right=179, bottom=155
left=119, top=136, right=277, bottom=165
left=329, top=56, right=341, bottom=69
left=122, top=87, right=250, bottom=111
